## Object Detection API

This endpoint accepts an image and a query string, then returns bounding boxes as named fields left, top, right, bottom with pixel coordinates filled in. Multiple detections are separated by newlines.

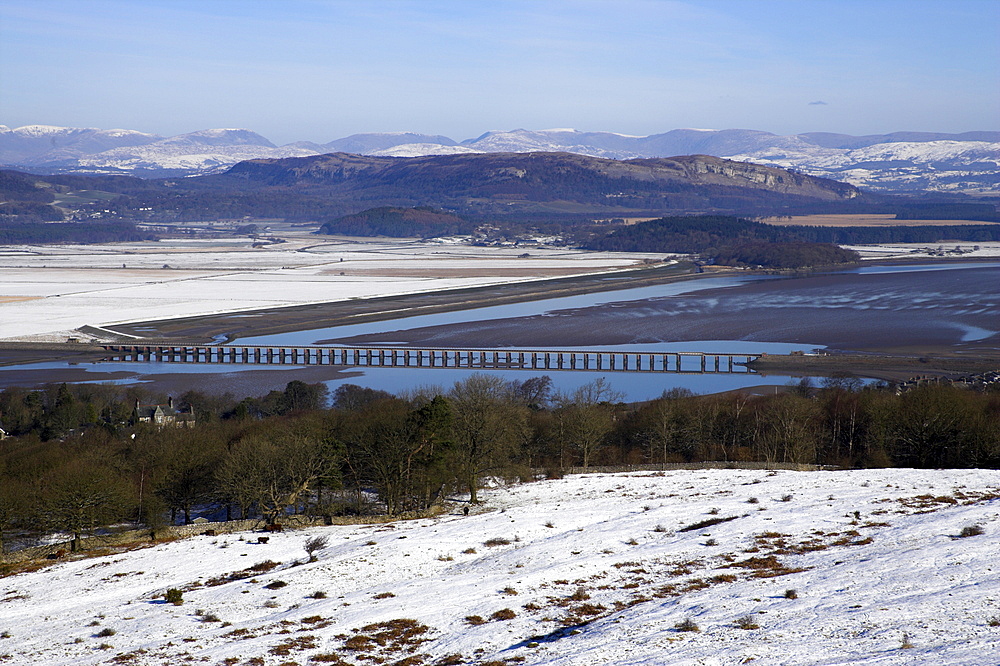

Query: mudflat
left=104, top=262, right=708, bottom=342
left=328, top=264, right=1000, bottom=354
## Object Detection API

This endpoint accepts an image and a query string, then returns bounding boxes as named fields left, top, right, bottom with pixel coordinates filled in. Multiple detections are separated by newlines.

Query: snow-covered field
left=841, top=242, right=1000, bottom=260
left=0, top=238, right=667, bottom=341
left=2, top=468, right=998, bottom=665
left=1, top=233, right=996, bottom=342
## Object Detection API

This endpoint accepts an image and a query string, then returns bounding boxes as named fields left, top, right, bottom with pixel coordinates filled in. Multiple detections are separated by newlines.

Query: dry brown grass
left=339, top=618, right=432, bottom=663
left=490, top=608, right=517, bottom=621
left=204, top=560, right=280, bottom=587
left=269, top=634, right=318, bottom=656
left=309, top=654, right=350, bottom=664
left=723, top=554, right=808, bottom=578
left=0, top=296, right=43, bottom=303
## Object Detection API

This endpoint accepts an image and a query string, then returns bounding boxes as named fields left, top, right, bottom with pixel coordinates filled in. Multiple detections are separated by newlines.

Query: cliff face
left=653, top=155, right=860, bottom=199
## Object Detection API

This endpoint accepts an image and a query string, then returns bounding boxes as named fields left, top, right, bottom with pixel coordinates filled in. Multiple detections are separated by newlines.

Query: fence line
left=547, top=462, right=834, bottom=475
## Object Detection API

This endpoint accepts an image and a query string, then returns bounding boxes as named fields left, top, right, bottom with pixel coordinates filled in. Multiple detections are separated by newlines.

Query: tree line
left=0, top=221, right=155, bottom=244
left=1, top=374, right=998, bottom=554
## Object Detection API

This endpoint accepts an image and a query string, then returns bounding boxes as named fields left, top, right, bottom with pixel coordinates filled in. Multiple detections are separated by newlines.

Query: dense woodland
left=894, top=202, right=1000, bottom=223
left=319, top=206, right=477, bottom=238
left=584, top=216, right=863, bottom=267
left=587, top=215, right=1000, bottom=252
left=1, top=375, right=997, bottom=554
left=0, top=221, right=154, bottom=244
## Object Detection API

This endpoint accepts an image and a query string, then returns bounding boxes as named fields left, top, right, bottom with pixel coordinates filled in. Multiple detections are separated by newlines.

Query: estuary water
left=234, top=274, right=781, bottom=346
left=1, top=261, right=995, bottom=402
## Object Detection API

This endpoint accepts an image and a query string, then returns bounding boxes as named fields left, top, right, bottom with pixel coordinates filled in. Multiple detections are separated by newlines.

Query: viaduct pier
left=100, top=344, right=762, bottom=374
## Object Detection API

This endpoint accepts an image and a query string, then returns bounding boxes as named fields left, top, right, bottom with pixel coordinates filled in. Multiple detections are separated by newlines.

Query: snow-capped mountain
left=369, top=142, right=478, bottom=157
left=0, top=124, right=161, bottom=165
left=2, top=124, right=998, bottom=192
left=69, top=129, right=318, bottom=174
left=325, top=132, right=459, bottom=154
left=153, top=128, right=276, bottom=148
left=461, top=128, right=644, bottom=158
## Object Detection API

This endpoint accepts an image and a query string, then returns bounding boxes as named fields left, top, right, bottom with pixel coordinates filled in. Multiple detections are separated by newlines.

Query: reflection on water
left=848, top=261, right=1000, bottom=275
left=317, top=367, right=809, bottom=402
left=0, top=359, right=812, bottom=402
left=236, top=275, right=774, bottom=346
left=948, top=323, right=998, bottom=342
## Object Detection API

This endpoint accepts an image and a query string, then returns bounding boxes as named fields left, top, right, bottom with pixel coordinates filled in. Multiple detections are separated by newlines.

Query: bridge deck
left=101, top=344, right=762, bottom=374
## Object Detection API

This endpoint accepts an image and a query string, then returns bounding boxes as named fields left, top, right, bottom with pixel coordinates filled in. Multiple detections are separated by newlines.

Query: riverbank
left=750, top=351, right=1000, bottom=382
left=98, top=261, right=715, bottom=342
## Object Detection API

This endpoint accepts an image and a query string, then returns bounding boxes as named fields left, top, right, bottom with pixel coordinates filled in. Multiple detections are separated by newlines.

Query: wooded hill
left=220, top=151, right=863, bottom=217
left=584, top=215, right=1000, bottom=267
left=1, top=375, right=997, bottom=554
left=584, top=216, right=860, bottom=268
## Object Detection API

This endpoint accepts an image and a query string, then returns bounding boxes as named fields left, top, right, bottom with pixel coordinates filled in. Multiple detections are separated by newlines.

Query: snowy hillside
left=2, top=468, right=999, bottom=666
left=73, top=143, right=320, bottom=173
left=0, top=125, right=161, bottom=164
left=370, top=143, right=479, bottom=157
left=2, top=124, right=999, bottom=191
left=0, top=126, right=312, bottom=175
left=728, top=140, right=1000, bottom=194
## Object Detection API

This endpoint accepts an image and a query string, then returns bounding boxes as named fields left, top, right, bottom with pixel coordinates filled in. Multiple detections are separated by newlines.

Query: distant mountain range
left=1, top=152, right=865, bottom=226
left=2, top=124, right=998, bottom=194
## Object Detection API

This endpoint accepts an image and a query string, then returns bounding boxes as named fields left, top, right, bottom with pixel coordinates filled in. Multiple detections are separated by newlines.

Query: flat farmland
left=760, top=213, right=997, bottom=226
left=0, top=235, right=669, bottom=341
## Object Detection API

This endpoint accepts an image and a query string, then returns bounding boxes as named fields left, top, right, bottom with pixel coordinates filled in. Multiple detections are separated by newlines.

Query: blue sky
left=1, top=0, right=997, bottom=144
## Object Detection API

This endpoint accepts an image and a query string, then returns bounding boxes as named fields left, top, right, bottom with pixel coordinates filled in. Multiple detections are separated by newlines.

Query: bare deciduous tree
left=449, top=374, right=529, bottom=503
left=304, top=534, right=329, bottom=562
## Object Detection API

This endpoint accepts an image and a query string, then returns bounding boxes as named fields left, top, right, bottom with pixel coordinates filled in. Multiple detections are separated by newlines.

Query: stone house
left=133, top=396, right=196, bottom=428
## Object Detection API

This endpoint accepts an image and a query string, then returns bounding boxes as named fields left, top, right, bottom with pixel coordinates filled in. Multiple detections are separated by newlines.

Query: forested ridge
left=2, top=375, right=997, bottom=555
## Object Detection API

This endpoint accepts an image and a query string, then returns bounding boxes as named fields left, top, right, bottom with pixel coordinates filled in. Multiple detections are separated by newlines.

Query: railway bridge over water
left=101, top=344, right=763, bottom=374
